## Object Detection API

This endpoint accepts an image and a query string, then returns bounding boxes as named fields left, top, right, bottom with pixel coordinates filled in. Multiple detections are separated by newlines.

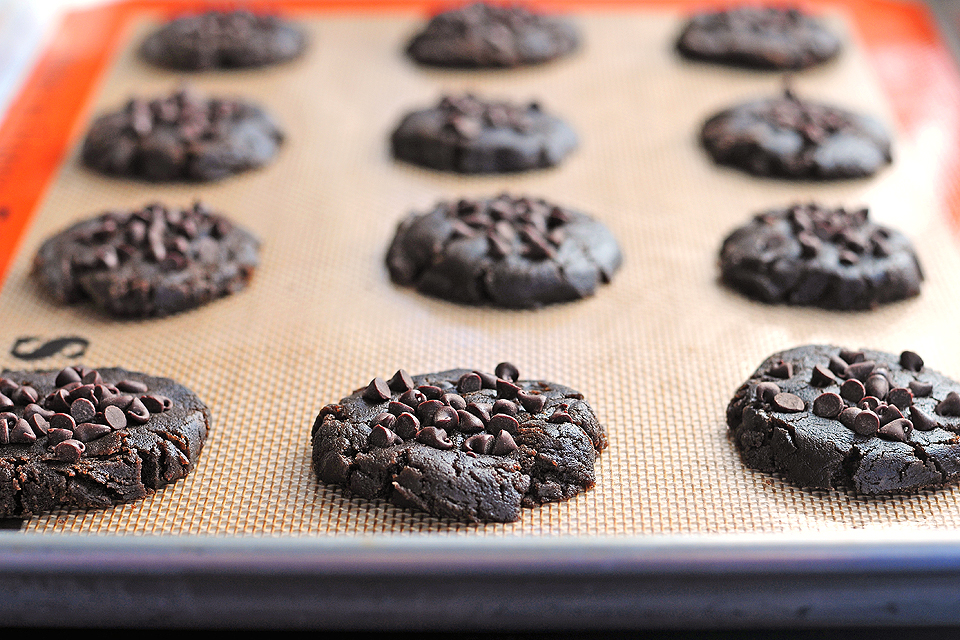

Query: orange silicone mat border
left=0, top=0, right=956, bottom=286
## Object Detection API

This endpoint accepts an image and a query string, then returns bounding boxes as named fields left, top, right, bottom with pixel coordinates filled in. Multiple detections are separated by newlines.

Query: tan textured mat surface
left=2, top=8, right=959, bottom=536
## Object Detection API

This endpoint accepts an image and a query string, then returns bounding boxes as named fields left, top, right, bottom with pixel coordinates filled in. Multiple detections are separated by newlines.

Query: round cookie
left=677, top=6, right=841, bottom=70
left=386, top=194, right=622, bottom=308
left=406, top=2, right=579, bottom=68
left=719, top=203, right=923, bottom=310
left=140, top=10, right=307, bottom=70
left=700, top=89, right=892, bottom=180
left=311, top=363, right=607, bottom=522
left=34, top=201, right=260, bottom=318
left=727, top=345, right=960, bottom=495
left=0, top=365, right=209, bottom=517
left=390, top=94, right=577, bottom=174
left=81, top=87, right=284, bottom=182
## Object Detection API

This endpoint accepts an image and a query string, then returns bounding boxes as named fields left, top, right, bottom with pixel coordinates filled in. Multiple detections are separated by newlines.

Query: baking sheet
left=0, top=0, right=959, bottom=542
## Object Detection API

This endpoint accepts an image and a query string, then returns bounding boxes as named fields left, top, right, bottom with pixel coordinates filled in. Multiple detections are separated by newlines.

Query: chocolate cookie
left=311, top=363, right=607, bottom=522
left=677, top=6, right=841, bottom=70
left=80, top=87, right=284, bottom=182
left=140, top=10, right=307, bottom=70
left=390, top=94, right=577, bottom=174
left=34, top=201, right=260, bottom=318
left=728, top=345, right=960, bottom=494
left=700, top=89, right=892, bottom=179
left=406, top=2, right=578, bottom=68
left=719, top=203, right=923, bottom=310
left=386, top=194, right=622, bottom=308
left=0, top=365, right=209, bottom=517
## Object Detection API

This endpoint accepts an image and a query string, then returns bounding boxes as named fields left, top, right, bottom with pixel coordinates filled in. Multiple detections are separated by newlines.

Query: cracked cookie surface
left=386, top=194, right=622, bottom=308
left=0, top=366, right=209, bottom=517
left=311, top=364, right=607, bottom=522
left=727, top=345, right=960, bottom=494
left=701, top=89, right=891, bottom=180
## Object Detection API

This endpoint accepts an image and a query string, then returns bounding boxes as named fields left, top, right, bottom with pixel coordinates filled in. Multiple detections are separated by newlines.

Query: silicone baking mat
left=1, top=0, right=959, bottom=537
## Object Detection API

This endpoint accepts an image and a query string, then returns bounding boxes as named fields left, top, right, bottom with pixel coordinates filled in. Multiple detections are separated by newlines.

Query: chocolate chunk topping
left=56, top=367, right=82, bottom=387
left=492, top=399, right=518, bottom=417
left=771, top=392, right=804, bottom=413
left=812, top=393, right=843, bottom=418
left=900, top=350, right=924, bottom=372
left=828, top=355, right=848, bottom=376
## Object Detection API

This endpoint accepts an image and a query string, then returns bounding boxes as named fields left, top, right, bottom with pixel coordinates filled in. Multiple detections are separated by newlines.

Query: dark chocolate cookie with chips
left=141, top=10, right=307, bottom=70
left=719, top=203, right=923, bottom=310
left=677, top=6, right=841, bottom=70
left=386, top=194, right=622, bottom=308
left=728, top=345, right=960, bottom=494
left=700, top=88, right=891, bottom=179
left=0, top=365, right=209, bottom=517
left=81, top=86, right=284, bottom=182
left=311, top=363, right=607, bottom=522
left=390, top=94, right=577, bottom=174
left=34, top=201, right=260, bottom=318
left=406, top=2, right=578, bottom=68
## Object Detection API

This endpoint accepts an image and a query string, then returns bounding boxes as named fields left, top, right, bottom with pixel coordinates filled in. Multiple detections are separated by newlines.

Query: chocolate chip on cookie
left=386, top=194, right=622, bottom=308
left=311, top=363, right=606, bottom=522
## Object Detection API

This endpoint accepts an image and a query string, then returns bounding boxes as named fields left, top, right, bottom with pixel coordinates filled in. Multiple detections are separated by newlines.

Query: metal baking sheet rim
left=1, top=0, right=960, bottom=629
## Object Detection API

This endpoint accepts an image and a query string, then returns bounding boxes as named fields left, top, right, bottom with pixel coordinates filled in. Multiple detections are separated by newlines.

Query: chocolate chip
left=432, top=406, right=460, bottom=431
left=813, top=392, right=843, bottom=418
left=394, top=412, right=420, bottom=439
left=886, top=387, right=913, bottom=410
left=51, top=439, right=85, bottom=462
left=10, top=418, right=36, bottom=444
left=865, top=374, right=889, bottom=401
left=55, top=367, right=83, bottom=387
left=492, top=399, right=518, bottom=417
left=844, top=360, right=876, bottom=382
left=771, top=392, right=804, bottom=413
left=116, top=379, right=149, bottom=393
left=399, top=389, right=426, bottom=408
left=878, top=417, right=913, bottom=442
left=810, top=365, right=836, bottom=387
left=487, top=414, right=519, bottom=435
left=417, top=426, right=453, bottom=450
left=466, top=402, right=491, bottom=424
left=767, top=361, right=792, bottom=379
left=877, top=404, right=904, bottom=425
left=45, top=389, right=71, bottom=413
left=68, top=384, right=96, bottom=403
left=858, top=396, right=881, bottom=411
left=456, top=410, right=485, bottom=433
left=26, top=414, right=49, bottom=437
left=517, top=391, right=545, bottom=413
left=80, top=370, right=103, bottom=385
left=126, top=397, right=151, bottom=424
left=417, top=385, right=443, bottom=401
left=362, top=377, right=391, bottom=403
left=910, top=406, right=939, bottom=431
left=373, top=413, right=397, bottom=429
left=99, top=394, right=134, bottom=411
left=12, top=386, right=38, bottom=405
left=909, top=381, right=933, bottom=397
left=70, top=397, right=97, bottom=424
left=852, top=410, right=880, bottom=436
left=73, top=421, right=111, bottom=442
left=140, top=395, right=172, bottom=413
left=0, top=393, right=12, bottom=410
left=828, top=355, right=848, bottom=376
left=46, top=428, right=74, bottom=446
left=388, top=369, right=414, bottom=392
left=24, top=404, right=54, bottom=421
left=103, top=405, right=128, bottom=430
left=457, top=373, right=482, bottom=393
left=755, top=381, right=781, bottom=402
left=388, top=400, right=410, bottom=416
left=839, top=406, right=862, bottom=428
left=50, top=413, right=76, bottom=433
left=443, top=393, right=466, bottom=410
left=475, top=371, right=498, bottom=389
left=496, top=379, right=521, bottom=400
left=416, top=399, right=444, bottom=425
left=900, top=350, right=924, bottom=372
left=494, top=362, right=520, bottom=382
left=463, top=433, right=494, bottom=454
left=937, top=391, right=960, bottom=417
left=839, top=378, right=865, bottom=403
left=368, top=425, right=399, bottom=448
left=548, top=410, right=573, bottom=423
left=492, top=430, right=519, bottom=455
left=839, top=349, right=865, bottom=364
